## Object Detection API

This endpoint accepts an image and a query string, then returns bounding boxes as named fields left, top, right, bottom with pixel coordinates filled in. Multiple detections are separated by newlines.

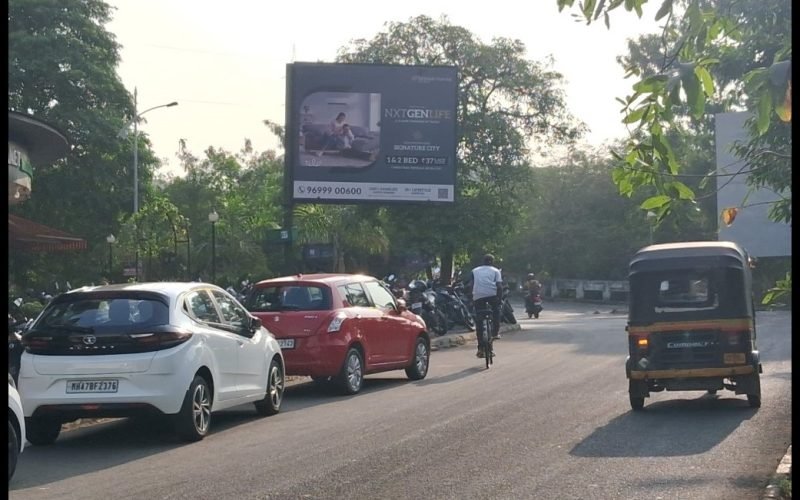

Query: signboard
left=8, top=141, right=33, bottom=203
left=266, top=228, right=295, bottom=244
left=286, top=63, right=458, bottom=204
left=302, top=243, right=334, bottom=260
left=123, top=262, right=142, bottom=277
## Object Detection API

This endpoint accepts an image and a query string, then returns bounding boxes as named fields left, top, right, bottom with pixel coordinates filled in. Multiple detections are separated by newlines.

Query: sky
left=106, top=0, right=662, bottom=177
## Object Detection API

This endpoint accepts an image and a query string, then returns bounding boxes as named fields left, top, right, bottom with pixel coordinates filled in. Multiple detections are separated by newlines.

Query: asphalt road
left=9, top=300, right=792, bottom=500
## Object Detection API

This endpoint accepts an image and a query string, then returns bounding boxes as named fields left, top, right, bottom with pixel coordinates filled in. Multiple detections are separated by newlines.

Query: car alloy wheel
left=405, top=337, right=429, bottom=381
left=175, top=375, right=212, bottom=441
left=255, top=358, right=284, bottom=416
left=338, top=348, right=363, bottom=395
left=192, top=381, right=211, bottom=433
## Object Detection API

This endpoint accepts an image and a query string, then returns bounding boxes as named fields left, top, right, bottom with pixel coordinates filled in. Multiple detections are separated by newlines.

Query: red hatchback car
left=244, top=274, right=430, bottom=394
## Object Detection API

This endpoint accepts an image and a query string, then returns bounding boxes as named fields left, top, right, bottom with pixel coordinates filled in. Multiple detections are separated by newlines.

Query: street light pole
left=208, top=210, right=219, bottom=284
left=120, top=88, right=179, bottom=213
left=106, top=234, right=116, bottom=281
left=646, top=211, right=657, bottom=245
left=133, top=88, right=139, bottom=213
left=118, top=88, right=178, bottom=281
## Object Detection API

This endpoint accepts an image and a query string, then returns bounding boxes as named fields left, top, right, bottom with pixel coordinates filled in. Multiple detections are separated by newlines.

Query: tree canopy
left=8, top=0, right=152, bottom=286
left=334, top=15, right=586, bottom=279
left=556, top=0, right=791, bottom=302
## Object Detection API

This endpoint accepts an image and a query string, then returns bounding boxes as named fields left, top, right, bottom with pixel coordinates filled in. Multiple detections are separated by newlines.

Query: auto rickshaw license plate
left=723, top=353, right=746, bottom=364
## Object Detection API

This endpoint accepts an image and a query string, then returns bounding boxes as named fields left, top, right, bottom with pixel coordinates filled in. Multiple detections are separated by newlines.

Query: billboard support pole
left=284, top=64, right=295, bottom=274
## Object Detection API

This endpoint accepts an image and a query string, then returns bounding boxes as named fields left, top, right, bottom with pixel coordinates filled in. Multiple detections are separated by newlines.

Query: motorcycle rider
left=524, top=273, right=543, bottom=314
left=466, top=254, right=503, bottom=358
left=525, top=273, right=542, bottom=297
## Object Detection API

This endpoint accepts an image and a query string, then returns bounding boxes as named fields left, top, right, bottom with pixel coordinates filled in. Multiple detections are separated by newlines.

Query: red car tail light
left=327, top=312, right=347, bottom=333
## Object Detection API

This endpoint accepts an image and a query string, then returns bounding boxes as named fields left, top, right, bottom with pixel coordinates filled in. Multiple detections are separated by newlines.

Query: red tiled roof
left=8, top=214, right=87, bottom=252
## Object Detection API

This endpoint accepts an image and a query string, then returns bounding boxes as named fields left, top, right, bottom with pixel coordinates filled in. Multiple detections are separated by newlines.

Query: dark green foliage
left=8, top=0, right=149, bottom=287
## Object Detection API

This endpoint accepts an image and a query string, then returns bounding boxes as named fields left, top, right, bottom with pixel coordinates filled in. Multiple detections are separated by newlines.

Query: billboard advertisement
left=715, top=112, right=791, bottom=257
left=285, top=63, right=458, bottom=204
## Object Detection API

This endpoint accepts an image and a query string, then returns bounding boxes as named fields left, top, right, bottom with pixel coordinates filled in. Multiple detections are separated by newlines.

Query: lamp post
left=174, top=218, right=191, bottom=281
left=646, top=211, right=657, bottom=245
left=106, top=234, right=116, bottom=281
left=118, top=88, right=178, bottom=213
left=118, top=88, right=178, bottom=280
left=208, top=209, right=219, bottom=284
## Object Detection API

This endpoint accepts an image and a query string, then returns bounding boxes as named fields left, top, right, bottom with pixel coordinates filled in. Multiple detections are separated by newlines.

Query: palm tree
left=293, top=205, right=388, bottom=272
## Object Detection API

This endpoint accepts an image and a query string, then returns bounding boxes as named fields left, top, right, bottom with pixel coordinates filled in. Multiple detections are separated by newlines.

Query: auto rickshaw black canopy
left=629, top=241, right=750, bottom=274
left=627, top=241, right=755, bottom=324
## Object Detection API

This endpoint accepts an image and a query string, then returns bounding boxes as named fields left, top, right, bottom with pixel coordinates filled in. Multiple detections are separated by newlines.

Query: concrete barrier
left=547, top=279, right=629, bottom=303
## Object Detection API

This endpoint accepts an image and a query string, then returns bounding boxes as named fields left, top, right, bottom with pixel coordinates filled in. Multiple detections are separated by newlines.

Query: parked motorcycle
left=238, top=280, right=253, bottom=303
left=8, top=298, right=30, bottom=385
left=407, top=280, right=448, bottom=336
left=500, top=284, right=517, bottom=324
left=525, top=292, right=543, bottom=319
left=431, top=280, right=475, bottom=331
left=383, top=274, right=406, bottom=299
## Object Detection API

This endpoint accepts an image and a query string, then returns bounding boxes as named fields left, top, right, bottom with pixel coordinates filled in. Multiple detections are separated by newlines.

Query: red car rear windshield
left=246, top=285, right=331, bottom=312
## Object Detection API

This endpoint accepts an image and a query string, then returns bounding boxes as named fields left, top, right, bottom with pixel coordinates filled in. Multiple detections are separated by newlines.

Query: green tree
left=8, top=0, right=158, bottom=286
left=556, top=0, right=791, bottom=302
left=504, top=147, right=665, bottom=281
left=293, top=205, right=389, bottom=273
left=114, top=192, right=187, bottom=282
left=557, top=0, right=790, bottom=219
left=162, top=139, right=285, bottom=285
left=335, top=15, right=586, bottom=281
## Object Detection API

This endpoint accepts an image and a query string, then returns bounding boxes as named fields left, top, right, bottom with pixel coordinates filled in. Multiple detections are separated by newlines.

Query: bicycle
left=475, top=303, right=495, bottom=369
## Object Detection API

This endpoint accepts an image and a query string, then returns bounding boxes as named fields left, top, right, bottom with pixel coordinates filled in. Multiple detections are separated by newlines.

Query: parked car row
left=9, top=273, right=431, bottom=481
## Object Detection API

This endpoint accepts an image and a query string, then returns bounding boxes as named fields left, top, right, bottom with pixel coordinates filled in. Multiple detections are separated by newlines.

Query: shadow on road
left=415, top=366, right=486, bottom=385
left=10, top=417, right=191, bottom=489
left=570, top=394, right=758, bottom=458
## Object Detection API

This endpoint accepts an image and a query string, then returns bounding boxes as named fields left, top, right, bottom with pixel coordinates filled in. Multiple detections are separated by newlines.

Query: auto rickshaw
left=625, top=241, right=762, bottom=411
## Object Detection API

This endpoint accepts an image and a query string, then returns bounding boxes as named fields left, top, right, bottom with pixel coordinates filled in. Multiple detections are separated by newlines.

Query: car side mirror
left=249, top=316, right=262, bottom=332
left=396, top=298, right=407, bottom=312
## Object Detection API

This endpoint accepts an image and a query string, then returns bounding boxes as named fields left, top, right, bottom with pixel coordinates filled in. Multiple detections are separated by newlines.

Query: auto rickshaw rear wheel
left=629, top=394, right=645, bottom=411
left=742, top=372, right=761, bottom=408
left=629, top=380, right=647, bottom=411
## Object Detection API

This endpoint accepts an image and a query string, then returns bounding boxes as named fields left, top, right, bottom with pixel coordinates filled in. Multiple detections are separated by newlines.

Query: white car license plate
left=411, top=302, right=422, bottom=309
left=278, top=338, right=295, bottom=349
left=66, top=379, right=119, bottom=394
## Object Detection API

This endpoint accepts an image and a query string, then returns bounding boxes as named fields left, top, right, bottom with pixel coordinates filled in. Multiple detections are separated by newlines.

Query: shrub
left=20, top=301, right=44, bottom=318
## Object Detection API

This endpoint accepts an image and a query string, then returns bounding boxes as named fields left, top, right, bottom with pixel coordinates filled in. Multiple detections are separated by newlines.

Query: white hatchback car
left=19, top=282, right=285, bottom=444
left=8, top=374, right=25, bottom=482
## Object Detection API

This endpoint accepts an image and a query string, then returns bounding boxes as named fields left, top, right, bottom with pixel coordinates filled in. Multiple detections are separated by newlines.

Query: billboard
left=285, top=63, right=458, bottom=204
left=715, top=112, right=791, bottom=257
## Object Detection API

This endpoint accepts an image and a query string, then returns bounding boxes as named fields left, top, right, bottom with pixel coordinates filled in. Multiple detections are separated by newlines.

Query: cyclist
left=466, top=253, right=503, bottom=358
